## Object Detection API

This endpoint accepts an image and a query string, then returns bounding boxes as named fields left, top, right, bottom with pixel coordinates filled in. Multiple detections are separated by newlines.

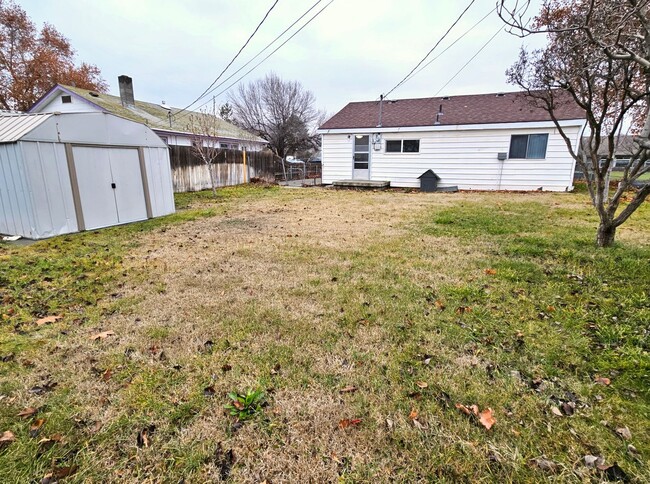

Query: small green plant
left=224, top=389, right=266, bottom=421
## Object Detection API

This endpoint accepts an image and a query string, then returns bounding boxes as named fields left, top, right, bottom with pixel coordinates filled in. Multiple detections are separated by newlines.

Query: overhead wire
left=383, top=0, right=476, bottom=99
left=174, top=0, right=280, bottom=118
left=175, top=0, right=334, bottom=121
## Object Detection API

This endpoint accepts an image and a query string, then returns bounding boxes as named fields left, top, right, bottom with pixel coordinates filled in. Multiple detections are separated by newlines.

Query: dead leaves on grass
left=338, top=418, right=362, bottom=429
left=35, top=315, right=62, bottom=326
left=17, top=407, right=38, bottom=418
left=339, top=385, right=357, bottom=394
left=136, top=425, right=156, bottom=448
left=41, top=465, right=78, bottom=483
left=29, top=418, right=45, bottom=437
left=594, top=376, right=611, bottom=386
left=91, top=330, right=115, bottom=341
left=455, top=403, right=496, bottom=430
left=0, top=430, right=15, bottom=448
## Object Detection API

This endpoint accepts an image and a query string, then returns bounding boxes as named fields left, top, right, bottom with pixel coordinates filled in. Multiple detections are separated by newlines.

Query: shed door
left=109, top=148, right=147, bottom=224
left=73, top=147, right=119, bottom=230
left=72, top=146, right=148, bottom=230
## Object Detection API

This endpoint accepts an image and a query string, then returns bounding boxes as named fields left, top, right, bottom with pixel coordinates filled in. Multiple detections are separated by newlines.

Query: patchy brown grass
left=1, top=186, right=649, bottom=482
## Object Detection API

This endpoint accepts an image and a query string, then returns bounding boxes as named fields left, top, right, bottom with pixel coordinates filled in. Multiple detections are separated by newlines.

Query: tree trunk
left=207, top=163, right=217, bottom=197
left=596, top=221, right=616, bottom=247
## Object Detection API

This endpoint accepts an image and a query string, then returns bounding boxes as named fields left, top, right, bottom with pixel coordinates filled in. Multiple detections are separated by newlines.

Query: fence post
left=243, top=148, right=248, bottom=183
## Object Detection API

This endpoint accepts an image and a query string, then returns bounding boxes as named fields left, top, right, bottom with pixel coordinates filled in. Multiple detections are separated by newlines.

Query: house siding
left=321, top=124, right=583, bottom=191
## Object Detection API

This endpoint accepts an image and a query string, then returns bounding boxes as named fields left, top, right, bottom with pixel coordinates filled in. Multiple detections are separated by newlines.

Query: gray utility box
left=419, top=169, right=441, bottom=192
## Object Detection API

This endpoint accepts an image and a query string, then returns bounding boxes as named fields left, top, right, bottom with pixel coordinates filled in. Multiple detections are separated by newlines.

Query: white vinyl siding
left=321, top=124, right=583, bottom=191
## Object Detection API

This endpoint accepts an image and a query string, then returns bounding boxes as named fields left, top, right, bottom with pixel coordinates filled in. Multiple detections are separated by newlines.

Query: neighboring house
left=0, top=111, right=175, bottom=239
left=317, top=91, right=586, bottom=191
left=28, top=75, right=266, bottom=151
left=581, top=135, right=639, bottom=168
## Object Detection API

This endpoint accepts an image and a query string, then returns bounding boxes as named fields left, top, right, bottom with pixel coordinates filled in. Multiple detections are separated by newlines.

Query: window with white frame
left=385, top=139, right=420, bottom=153
left=508, top=134, right=549, bottom=159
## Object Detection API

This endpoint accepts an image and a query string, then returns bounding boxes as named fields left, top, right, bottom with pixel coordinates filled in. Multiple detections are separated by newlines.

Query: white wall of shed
left=22, top=112, right=167, bottom=148
left=0, top=143, right=35, bottom=237
left=322, top=125, right=583, bottom=191
left=0, top=141, right=77, bottom=239
left=142, top=146, right=176, bottom=216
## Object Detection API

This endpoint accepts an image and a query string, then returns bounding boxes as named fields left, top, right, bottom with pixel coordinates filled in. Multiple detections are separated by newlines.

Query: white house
left=317, top=91, right=586, bottom=191
left=28, top=76, right=267, bottom=151
left=0, top=111, right=175, bottom=239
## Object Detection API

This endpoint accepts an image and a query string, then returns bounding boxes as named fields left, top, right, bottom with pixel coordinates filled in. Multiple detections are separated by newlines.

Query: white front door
left=353, top=134, right=370, bottom=179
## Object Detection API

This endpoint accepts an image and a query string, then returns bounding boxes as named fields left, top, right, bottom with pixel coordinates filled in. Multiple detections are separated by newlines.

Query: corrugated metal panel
left=0, top=113, right=53, bottom=143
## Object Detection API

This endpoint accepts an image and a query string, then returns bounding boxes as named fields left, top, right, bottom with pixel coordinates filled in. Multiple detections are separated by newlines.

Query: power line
left=401, top=7, right=495, bottom=87
left=177, top=0, right=324, bottom=117
left=176, top=0, right=334, bottom=121
left=174, top=0, right=280, bottom=118
left=384, top=0, right=476, bottom=98
left=434, top=26, right=502, bottom=97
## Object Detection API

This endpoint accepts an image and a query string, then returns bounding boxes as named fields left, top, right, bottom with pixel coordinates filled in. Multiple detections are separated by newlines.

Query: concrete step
left=332, top=179, right=390, bottom=189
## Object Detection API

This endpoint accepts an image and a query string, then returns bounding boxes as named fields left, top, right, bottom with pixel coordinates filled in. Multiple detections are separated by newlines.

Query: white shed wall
left=0, top=143, right=35, bottom=237
left=321, top=124, right=583, bottom=191
left=143, top=146, right=176, bottom=216
left=21, top=142, right=78, bottom=237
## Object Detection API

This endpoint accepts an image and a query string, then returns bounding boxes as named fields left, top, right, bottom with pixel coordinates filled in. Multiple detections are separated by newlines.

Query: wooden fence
left=169, top=145, right=277, bottom=192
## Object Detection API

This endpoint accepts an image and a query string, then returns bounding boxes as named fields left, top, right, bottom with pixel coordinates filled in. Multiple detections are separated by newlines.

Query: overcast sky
left=20, top=0, right=546, bottom=115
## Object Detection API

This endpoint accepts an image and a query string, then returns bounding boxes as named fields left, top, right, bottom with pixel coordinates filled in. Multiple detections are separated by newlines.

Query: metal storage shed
left=0, top=112, right=175, bottom=239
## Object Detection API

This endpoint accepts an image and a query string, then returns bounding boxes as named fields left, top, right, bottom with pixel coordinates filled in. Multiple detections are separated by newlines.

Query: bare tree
left=187, top=102, right=226, bottom=196
left=497, top=0, right=650, bottom=247
left=228, top=73, right=323, bottom=160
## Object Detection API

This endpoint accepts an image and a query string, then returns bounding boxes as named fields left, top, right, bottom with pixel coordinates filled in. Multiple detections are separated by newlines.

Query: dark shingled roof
left=319, top=91, right=585, bottom=130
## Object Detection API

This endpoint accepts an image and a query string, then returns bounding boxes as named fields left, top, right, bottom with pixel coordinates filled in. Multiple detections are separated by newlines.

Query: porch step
left=332, top=179, right=390, bottom=189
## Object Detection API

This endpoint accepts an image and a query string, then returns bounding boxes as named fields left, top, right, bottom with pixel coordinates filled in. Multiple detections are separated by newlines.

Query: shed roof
left=32, top=85, right=265, bottom=143
left=319, top=91, right=586, bottom=130
left=0, top=113, right=53, bottom=144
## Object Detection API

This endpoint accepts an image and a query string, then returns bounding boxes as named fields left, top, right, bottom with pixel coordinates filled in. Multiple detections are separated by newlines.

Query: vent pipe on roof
left=435, top=103, right=444, bottom=125
left=118, top=75, right=135, bottom=107
left=377, top=94, right=384, bottom=128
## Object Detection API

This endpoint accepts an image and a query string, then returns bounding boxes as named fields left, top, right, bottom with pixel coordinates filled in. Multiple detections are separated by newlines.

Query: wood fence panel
left=169, top=145, right=277, bottom=192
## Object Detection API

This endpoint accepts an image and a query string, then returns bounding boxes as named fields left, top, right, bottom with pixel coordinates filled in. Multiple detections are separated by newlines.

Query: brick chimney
left=118, top=75, right=135, bottom=107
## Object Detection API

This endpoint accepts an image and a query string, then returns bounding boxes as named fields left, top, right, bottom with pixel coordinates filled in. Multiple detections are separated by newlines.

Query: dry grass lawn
left=1, top=185, right=649, bottom=482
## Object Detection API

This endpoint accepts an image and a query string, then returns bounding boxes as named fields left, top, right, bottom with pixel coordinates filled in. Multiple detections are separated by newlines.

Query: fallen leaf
left=339, top=385, right=357, bottom=394
left=560, top=401, right=575, bottom=416
left=412, top=419, right=427, bottom=430
left=546, top=305, right=556, bottom=312
left=530, top=457, right=558, bottom=473
left=456, top=306, right=472, bottom=314
left=0, top=430, right=15, bottom=448
left=597, top=463, right=628, bottom=482
left=594, top=376, right=611, bottom=386
left=479, top=408, right=496, bottom=430
left=49, top=465, right=78, bottom=480
left=584, top=454, right=605, bottom=468
left=455, top=403, right=472, bottom=415
left=17, top=407, right=38, bottom=418
left=214, top=442, right=234, bottom=480
left=415, top=381, right=428, bottom=389
left=338, top=418, right=362, bottom=429
left=91, top=330, right=115, bottom=341
left=615, top=426, right=631, bottom=440
left=35, top=315, right=62, bottom=326
left=232, top=400, right=244, bottom=410
left=485, top=268, right=497, bottom=275
left=434, top=300, right=446, bottom=311
left=627, top=444, right=639, bottom=456
left=203, top=386, right=216, bottom=397
left=30, top=418, right=45, bottom=437
left=221, top=364, right=232, bottom=372
left=102, top=368, right=112, bottom=381
left=270, top=363, right=281, bottom=375
left=408, top=408, right=419, bottom=420
left=386, top=418, right=394, bottom=430
left=136, top=425, right=156, bottom=448
left=551, top=407, right=563, bottom=417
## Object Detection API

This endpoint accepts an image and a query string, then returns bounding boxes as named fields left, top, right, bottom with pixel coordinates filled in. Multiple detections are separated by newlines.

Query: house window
left=385, top=139, right=420, bottom=153
left=61, top=95, right=72, bottom=104
left=354, top=135, right=369, bottom=169
left=508, top=134, right=549, bottom=159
